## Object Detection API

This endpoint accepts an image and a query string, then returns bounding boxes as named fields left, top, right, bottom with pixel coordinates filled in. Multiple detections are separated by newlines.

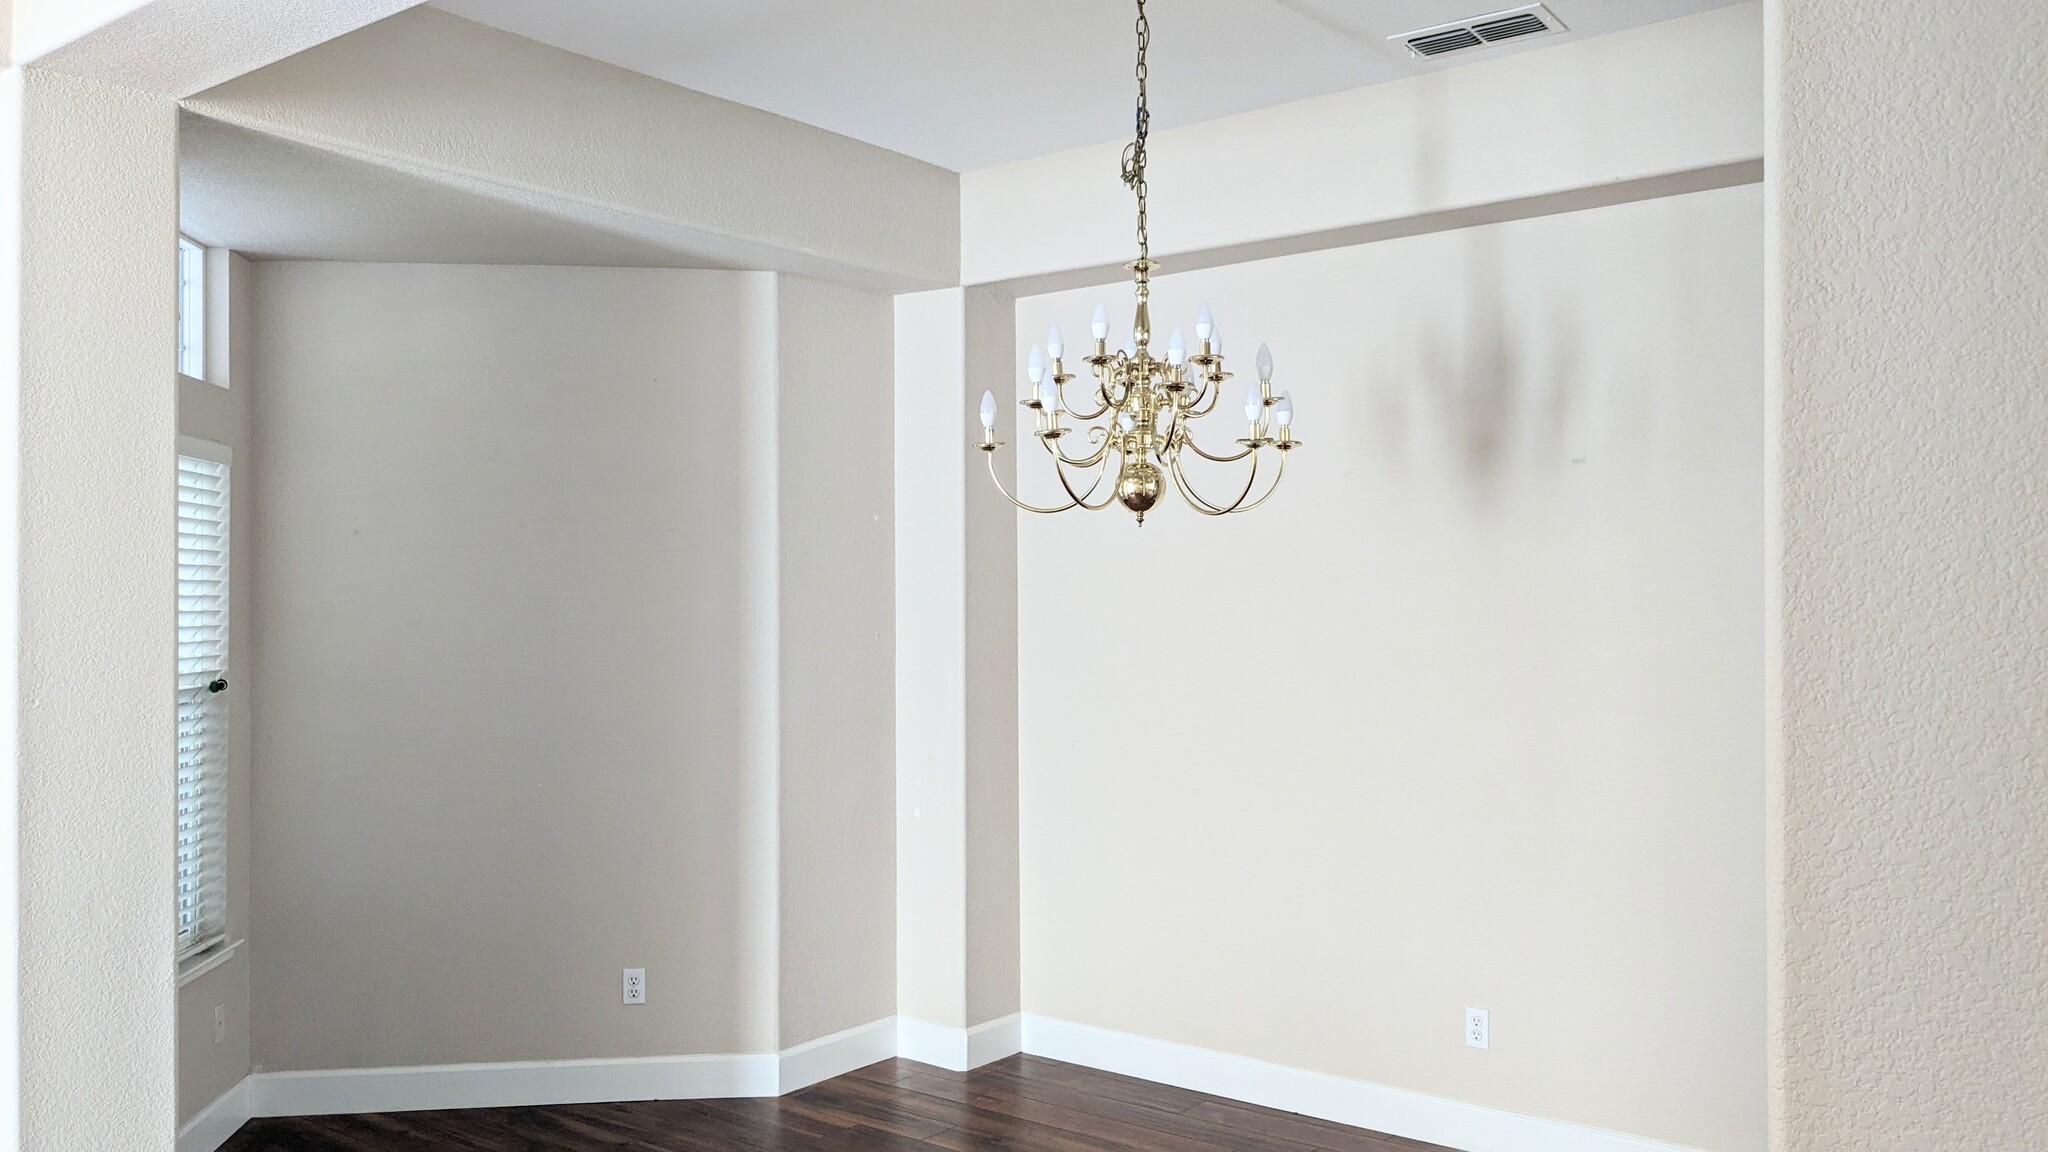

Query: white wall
left=1764, top=0, right=2048, bottom=1145
left=248, top=263, right=785, bottom=1067
left=1013, top=183, right=1764, bottom=1151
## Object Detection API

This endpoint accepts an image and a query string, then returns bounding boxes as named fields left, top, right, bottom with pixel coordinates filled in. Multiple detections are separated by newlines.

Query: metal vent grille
left=1473, top=13, right=1550, bottom=41
left=1410, top=28, right=1484, bottom=56
left=1395, top=5, right=1567, bottom=59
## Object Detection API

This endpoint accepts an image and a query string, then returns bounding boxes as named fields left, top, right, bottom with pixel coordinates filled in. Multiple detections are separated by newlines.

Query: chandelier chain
left=1120, top=0, right=1151, bottom=262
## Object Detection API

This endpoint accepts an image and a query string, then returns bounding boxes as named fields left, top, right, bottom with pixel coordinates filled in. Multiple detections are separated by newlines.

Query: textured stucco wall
left=10, top=67, right=179, bottom=1150
left=1764, top=0, right=2048, bottom=1147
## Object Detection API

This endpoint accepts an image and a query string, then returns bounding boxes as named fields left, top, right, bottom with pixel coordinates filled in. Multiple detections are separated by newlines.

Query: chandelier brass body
left=975, top=0, right=1299, bottom=526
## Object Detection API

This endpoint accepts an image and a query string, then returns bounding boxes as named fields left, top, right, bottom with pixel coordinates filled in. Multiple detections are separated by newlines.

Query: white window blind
left=177, top=237, right=206, bottom=380
left=177, top=442, right=230, bottom=959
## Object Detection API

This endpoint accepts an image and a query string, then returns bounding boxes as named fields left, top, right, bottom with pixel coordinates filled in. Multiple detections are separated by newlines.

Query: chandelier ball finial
left=1117, top=460, right=1163, bottom=516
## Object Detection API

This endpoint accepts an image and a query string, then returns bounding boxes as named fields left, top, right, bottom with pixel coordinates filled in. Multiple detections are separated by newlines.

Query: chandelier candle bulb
left=968, top=0, right=1298, bottom=522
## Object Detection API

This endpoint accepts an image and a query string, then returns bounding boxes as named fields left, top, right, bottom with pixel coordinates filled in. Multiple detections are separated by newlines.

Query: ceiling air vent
left=1394, top=4, right=1567, bottom=59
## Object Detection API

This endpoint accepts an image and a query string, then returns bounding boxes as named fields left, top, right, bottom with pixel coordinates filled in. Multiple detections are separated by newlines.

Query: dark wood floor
left=219, top=1054, right=1459, bottom=1151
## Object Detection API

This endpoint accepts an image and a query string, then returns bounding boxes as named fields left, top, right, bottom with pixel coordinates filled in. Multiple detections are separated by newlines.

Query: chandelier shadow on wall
left=977, top=0, right=1300, bottom=526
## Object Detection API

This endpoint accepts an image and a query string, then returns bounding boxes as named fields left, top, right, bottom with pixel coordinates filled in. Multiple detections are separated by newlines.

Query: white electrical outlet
left=623, top=968, right=646, bottom=1005
left=1465, top=1007, right=1489, bottom=1050
left=213, top=1005, right=226, bottom=1045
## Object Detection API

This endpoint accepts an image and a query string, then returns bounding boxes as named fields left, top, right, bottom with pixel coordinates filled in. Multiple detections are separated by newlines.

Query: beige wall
left=245, top=261, right=897, bottom=1071
left=1764, top=0, right=2048, bottom=1146
left=894, top=287, right=1019, bottom=1033
left=175, top=250, right=256, bottom=1123
left=774, top=273, right=897, bottom=1047
left=248, top=263, right=785, bottom=1068
left=1014, top=184, right=1764, bottom=1151
left=8, top=67, right=180, bottom=1150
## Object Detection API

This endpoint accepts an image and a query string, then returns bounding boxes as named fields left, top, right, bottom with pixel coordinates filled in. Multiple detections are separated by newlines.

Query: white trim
left=178, top=1080, right=250, bottom=1152
left=241, top=1015, right=900, bottom=1118
left=177, top=1013, right=1694, bottom=1152
left=1019, top=1015, right=1707, bottom=1152
left=175, top=938, right=242, bottom=987
left=895, top=1013, right=1022, bottom=1072
left=778, top=1016, right=897, bottom=1093
left=175, top=434, right=232, bottom=464
left=251, top=1053, right=777, bottom=1117
left=967, top=1013, right=1024, bottom=1068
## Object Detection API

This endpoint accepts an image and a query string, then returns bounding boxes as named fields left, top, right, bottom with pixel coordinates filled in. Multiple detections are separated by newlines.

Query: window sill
left=176, top=938, right=242, bottom=987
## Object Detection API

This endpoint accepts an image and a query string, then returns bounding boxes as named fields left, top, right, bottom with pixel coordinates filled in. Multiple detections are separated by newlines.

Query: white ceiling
left=430, top=0, right=1745, bottom=171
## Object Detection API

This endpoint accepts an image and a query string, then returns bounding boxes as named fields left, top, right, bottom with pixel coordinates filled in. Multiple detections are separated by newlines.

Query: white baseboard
left=778, top=1016, right=898, bottom=1093
left=1020, top=1015, right=1705, bottom=1152
left=178, top=1080, right=251, bottom=1152
left=896, top=1013, right=1022, bottom=1072
left=250, top=1051, right=778, bottom=1117
left=238, top=1015, right=896, bottom=1122
left=185, top=1010, right=1693, bottom=1152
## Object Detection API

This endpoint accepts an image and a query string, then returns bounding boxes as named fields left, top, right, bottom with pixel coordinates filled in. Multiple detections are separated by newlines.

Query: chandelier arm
left=1041, top=425, right=1114, bottom=469
left=1223, top=449, right=1289, bottom=513
left=1170, top=450, right=1263, bottom=516
left=1185, top=377, right=1224, bottom=418
left=984, top=449, right=1084, bottom=515
left=1051, top=452, right=1119, bottom=512
left=1180, top=429, right=1256, bottom=464
left=1055, top=378, right=1112, bottom=421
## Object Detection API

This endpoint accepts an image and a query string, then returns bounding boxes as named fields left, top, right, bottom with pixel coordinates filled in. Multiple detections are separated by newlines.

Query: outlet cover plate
left=1465, top=1006, right=1489, bottom=1049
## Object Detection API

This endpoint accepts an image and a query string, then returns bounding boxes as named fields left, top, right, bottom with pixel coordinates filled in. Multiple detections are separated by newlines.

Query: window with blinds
left=177, top=443, right=230, bottom=959
left=177, top=237, right=206, bottom=380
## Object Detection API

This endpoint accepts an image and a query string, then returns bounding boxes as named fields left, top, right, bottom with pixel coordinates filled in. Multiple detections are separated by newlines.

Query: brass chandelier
left=976, top=0, right=1299, bottom=526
